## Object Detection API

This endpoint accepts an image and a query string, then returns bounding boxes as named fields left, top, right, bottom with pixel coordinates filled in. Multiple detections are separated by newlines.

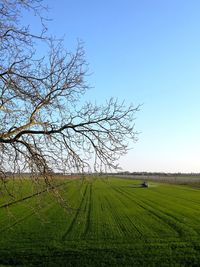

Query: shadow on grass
left=1, top=244, right=200, bottom=267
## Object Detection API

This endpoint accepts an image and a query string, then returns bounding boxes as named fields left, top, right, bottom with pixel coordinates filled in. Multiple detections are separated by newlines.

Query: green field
left=1, top=177, right=200, bottom=266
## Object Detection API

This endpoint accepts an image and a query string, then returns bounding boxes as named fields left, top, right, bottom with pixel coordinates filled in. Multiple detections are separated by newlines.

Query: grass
left=0, top=176, right=200, bottom=266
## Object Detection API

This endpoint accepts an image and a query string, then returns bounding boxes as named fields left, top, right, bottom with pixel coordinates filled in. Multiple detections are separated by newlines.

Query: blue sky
left=31, top=0, right=200, bottom=172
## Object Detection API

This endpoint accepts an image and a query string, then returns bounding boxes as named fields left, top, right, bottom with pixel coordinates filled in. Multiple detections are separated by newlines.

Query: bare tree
left=0, top=0, right=139, bottom=196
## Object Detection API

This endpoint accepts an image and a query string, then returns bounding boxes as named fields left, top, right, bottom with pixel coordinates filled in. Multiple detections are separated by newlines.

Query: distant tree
left=0, top=0, right=139, bottom=196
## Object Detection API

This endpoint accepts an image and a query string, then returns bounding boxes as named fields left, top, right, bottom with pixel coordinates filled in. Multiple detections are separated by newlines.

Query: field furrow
left=1, top=176, right=200, bottom=266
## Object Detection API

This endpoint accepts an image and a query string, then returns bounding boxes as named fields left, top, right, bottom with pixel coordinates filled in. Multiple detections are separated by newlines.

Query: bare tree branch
left=0, top=0, right=139, bottom=198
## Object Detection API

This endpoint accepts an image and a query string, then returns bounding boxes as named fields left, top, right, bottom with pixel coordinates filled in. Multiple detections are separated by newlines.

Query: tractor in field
left=141, top=181, right=149, bottom=188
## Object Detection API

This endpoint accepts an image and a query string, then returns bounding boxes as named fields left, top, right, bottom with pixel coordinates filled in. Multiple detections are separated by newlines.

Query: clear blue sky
left=33, top=1, right=200, bottom=172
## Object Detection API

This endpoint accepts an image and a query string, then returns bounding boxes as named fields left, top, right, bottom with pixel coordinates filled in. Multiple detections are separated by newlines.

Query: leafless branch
left=0, top=0, right=139, bottom=199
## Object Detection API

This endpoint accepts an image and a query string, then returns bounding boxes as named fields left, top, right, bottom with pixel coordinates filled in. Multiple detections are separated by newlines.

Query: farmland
left=0, top=177, right=200, bottom=266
